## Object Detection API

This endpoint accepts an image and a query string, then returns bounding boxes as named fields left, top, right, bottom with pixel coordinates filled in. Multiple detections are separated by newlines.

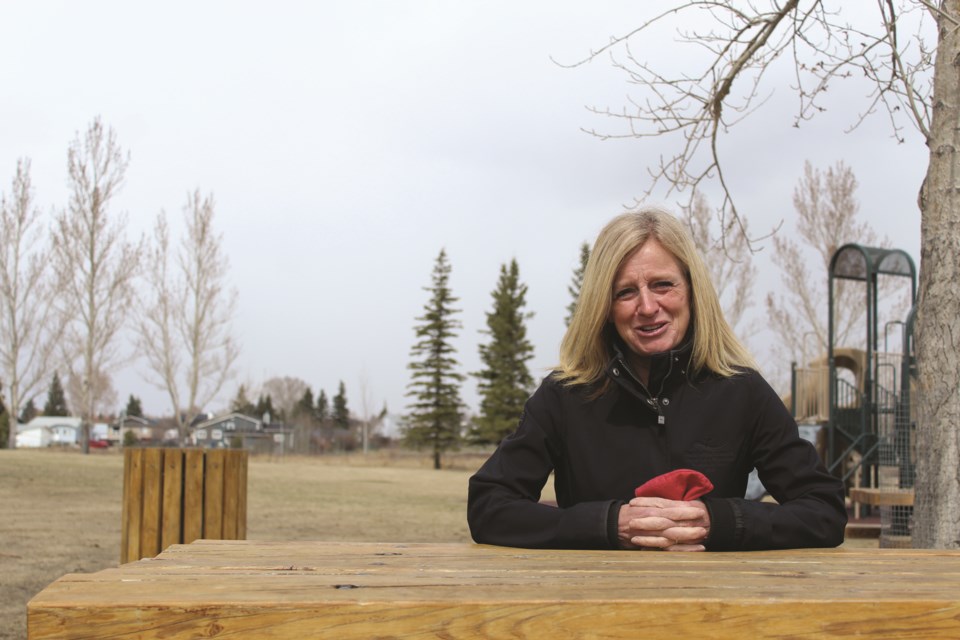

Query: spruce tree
left=403, top=249, right=465, bottom=469
left=43, top=372, right=70, bottom=417
left=471, top=259, right=535, bottom=445
left=255, top=394, right=275, bottom=424
left=332, top=381, right=349, bottom=429
left=566, top=241, right=591, bottom=327
left=294, top=387, right=315, bottom=422
left=125, top=394, right=143, bottom=418
left=316, top=389, right=329, bottom=424
left=231, top=384, right=256, bottom=416
left=19, top=397, right=38, bottom=423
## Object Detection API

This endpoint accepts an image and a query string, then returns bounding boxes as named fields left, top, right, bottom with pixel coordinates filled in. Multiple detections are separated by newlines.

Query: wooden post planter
left=121, top=448, right=248, bottom=564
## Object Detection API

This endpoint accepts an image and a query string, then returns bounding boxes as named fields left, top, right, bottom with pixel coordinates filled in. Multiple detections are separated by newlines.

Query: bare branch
left=136, top=190, right=240, bottom=442
left=0, top=159, right=68, bottom=447
left=51, top=117, right=141, bottom=450
left=570, top=2, right=934, bottom=250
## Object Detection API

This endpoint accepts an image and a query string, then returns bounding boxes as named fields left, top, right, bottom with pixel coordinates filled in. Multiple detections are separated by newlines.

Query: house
left=16, top=416, right=83, bottom=448
left=111, top=415, right=169, bottom=445
left=192, top=412, right=293, bottom=453
left=193, top=412, right=262, bottom=446
left=16, top=417, right=116, bottom=448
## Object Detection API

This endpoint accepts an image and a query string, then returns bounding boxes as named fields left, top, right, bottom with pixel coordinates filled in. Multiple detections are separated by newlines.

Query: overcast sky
left=0, top=2, right=929, bottom=421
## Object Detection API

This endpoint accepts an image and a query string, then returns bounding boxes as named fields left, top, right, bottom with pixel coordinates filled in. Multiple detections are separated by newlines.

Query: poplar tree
left=404, top=249, right=465, bottom=469
left=471, top=259, right=535, bottom=445
left=52, top=118, right=140, bottom=453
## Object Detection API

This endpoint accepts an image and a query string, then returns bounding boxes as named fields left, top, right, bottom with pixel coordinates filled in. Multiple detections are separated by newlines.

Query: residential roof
left=19, top=416, right=83, bottom=432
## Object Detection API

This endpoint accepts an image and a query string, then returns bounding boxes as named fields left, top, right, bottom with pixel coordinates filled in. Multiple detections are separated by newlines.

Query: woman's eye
left=650, top=281, right=674, bottom=293
left=614, top=288, right=635, bottom=299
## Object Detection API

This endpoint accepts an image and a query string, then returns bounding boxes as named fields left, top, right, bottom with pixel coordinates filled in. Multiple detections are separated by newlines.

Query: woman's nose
left=635, top=288, right=659, bottom=316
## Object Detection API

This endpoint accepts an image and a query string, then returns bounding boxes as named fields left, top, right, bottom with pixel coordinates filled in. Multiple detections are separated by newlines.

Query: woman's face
left=610, top=239, right=691, bottom=360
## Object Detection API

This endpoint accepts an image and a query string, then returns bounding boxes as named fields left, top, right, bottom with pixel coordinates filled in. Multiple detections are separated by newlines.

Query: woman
left=467, top=208, right=846, bottom=551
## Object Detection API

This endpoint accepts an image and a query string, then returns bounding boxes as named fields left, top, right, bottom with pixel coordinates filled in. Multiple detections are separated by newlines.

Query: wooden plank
left=203, top=449, right=225, bottom=539
left=120, top=448, right=144, bottom=564
left=27, top=543, right=960, bottom=639
left=844, top=521, right=880, bottom=538
left=237, top=450, right=247, bottom=539
left=222, top=450, right=240, bottom=539
left=182, top=449, right=205, bottom=544
left=119, top=449, right=131, bottom=564
left=27, top=598, right=960, bottom=640
left=160, top=449, right=184, bottom=551
left=139, top=448, right=164, bottom=560
left=850, top=488, right=915, bottom=506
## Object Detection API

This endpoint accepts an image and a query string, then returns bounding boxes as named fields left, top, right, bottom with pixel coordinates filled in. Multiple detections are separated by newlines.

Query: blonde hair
left=557, top=207, right=756, bottom=387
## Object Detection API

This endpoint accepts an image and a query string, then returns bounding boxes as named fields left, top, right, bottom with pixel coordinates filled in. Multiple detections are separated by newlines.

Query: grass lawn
left=0, top=448, right=495, bottom=640
left=1, top=448, right=870, bottom=640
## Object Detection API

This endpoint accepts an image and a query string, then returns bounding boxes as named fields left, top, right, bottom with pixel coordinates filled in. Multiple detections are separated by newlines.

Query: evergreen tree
left=43, top=372, right=69, bottom=417
left=566, top=241, right=591, bottom=327
left=471, top=259, right=535, bottom=445
left=231, top=384, right=256, bottom=416
left=125, top=394, right=143, bottom=418
left=294, top=387, right=316, bottom=422
left=332, top=381, right=349, bottom=429
left=403, top=249, right=465, bottom=469
left=316, top=389, right=329, bottom=424
left=19, top=397, right=38, bottom=423
left=255, top=394, right=275, bottom=424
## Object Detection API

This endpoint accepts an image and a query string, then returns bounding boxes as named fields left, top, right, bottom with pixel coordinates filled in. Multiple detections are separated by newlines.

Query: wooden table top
left=28, top=541, right=960, bottom=639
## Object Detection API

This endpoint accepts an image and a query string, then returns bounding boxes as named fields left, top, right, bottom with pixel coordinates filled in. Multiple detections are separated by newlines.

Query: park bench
left=28, top=541, right=960, bottom=638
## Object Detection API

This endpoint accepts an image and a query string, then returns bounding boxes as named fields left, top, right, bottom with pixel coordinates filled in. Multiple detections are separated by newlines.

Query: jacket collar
left=605, top=336, right=693, bottom=400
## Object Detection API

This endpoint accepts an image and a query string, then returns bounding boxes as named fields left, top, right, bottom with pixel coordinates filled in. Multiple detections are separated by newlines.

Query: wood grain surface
left=29, top=541, right=960, bottom=639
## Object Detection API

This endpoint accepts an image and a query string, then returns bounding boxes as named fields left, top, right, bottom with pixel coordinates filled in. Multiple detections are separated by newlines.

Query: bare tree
left=0, top=159, right=66, bottom=447
left=565, top=3, right=934, bottom=245
left=567, top=3, right=956, bottom=548
left=138, top=190, right=239, bottom=442
left=765, top=160, right=903, bottom=368
left=357, top=372, right=387, bottom=454
left=259, top=376, right=309, bottom=422
left=679, top=191, right=755, bottom=334
left=51, top=118, right=140, bottom=453
left=65, top=367, right=117, bottom=421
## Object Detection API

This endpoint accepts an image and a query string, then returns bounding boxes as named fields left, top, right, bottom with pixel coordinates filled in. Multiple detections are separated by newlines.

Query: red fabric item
left=634, top=468, right=714, bottom=501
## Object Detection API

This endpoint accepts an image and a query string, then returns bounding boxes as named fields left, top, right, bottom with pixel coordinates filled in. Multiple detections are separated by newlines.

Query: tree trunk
left=914, top=1, right=960, bottom=549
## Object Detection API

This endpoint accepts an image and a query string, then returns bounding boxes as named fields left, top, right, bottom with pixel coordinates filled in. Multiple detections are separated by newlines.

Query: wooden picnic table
left=28, top=540, right=960, bottom=639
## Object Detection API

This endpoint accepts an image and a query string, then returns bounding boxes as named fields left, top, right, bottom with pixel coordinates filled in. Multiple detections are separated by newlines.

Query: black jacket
left=467, top=343, right=847, bottom=550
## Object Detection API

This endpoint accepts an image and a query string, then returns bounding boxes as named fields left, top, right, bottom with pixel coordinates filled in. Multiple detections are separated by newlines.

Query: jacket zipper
left=614, top=358, right=666, bottom=425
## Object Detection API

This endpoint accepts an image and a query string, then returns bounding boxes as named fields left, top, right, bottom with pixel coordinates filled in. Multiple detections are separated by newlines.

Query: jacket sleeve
left=702, top=373, right=847, bottom=551
left=467, top=387, right=621, bottom=550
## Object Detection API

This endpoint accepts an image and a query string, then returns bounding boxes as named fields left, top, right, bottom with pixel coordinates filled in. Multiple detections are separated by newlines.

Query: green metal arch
left=826, top=243, right=917, bottom=482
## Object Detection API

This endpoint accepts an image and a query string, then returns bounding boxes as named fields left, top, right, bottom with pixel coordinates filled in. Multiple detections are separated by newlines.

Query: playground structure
left=789, top=243, right=917, bottom=546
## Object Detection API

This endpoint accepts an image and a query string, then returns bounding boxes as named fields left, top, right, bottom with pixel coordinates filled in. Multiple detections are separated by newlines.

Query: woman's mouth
left=637, top=322, right=667, bottom=335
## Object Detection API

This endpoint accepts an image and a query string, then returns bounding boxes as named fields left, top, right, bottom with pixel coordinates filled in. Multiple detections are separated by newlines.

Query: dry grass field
left=1, top=449, right=871, bottom=640
left=0, top=448, right=500, bottom=640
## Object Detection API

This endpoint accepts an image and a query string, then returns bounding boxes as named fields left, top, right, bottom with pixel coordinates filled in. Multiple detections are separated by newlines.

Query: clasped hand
left=618, top=496, right=710, bottom=551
